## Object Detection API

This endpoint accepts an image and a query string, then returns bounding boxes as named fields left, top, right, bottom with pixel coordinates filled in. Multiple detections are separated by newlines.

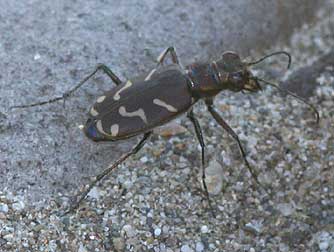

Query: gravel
left=0, top=3, right=333, bottom=252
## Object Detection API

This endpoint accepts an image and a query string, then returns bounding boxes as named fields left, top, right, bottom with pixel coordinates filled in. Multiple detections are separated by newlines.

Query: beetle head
left=215, top=51, right=319, bottom=123
left=214, top=51, right=262, bottom=92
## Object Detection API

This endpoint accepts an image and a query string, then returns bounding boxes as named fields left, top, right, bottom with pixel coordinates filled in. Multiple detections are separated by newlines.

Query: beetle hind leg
left=11, top=64, right=123, bottom=109
left=187, top=109, right=216, bottom=217
left=144, top=47, right=182, bottom=82
left=156, top=46, right=180, bottom=66
left=63, top=131, right=152, bottom=215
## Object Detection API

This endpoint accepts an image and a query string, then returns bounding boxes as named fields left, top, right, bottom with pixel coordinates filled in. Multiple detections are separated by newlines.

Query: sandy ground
left=0, top=1, right=333, bottom=252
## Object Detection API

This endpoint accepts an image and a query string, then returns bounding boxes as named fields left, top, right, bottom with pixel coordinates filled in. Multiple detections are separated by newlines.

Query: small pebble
left=154, top=228, right=162, bottom=237
left=201, top=225, right=209, bottom=234
left=113, top=237, right=125, bottom=251
left=204, top=160, right=224, bottom=195
left=0, top=203, right=9, bottom=213
left=195, top=242, right=204, bottom=252
left=87, top=187, right=100, bottom=199
left=122, top=224, right=136, bottom=238
left=34, top=53, right=41, bottom=60
left=181, top=244, right=194, bottom=252
left=276, top=203, right=294, bottom=217
left=140, top=156, right=149, bottom=163
left=319, top=241, right=329, bottom=250
left=78, top=244, right=87, bottom=252
left=3, top=233, right=14, bottom=242
left=155, top=121, right=188, bottom=137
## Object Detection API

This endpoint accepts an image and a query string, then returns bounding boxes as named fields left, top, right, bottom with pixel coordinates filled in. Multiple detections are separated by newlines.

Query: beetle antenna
left=255, top=77, right=319, bottom=123
left=247, top=51, right=292, bottom=69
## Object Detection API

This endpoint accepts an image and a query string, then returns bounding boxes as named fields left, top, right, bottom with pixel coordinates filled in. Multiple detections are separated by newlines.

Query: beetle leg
left=205, top=99, right=268, bottom=192
left=187, top=109, right=215, bottom=216
left=156, top=46, right=180, bottom=66
left=144, top=47, right=182, bottom=82
left=144, top=47, right=182, bottom=81
left=64, top=131, right=152, bottom=215
left=11, top=64, right=123, bottom=109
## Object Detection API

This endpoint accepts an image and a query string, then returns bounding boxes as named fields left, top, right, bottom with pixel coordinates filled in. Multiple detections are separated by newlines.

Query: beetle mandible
left=13, top=47, right=319, bottom=214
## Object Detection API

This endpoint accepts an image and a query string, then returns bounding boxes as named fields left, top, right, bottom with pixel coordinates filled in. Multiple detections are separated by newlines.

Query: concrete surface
left=281, top=51, right=334, bottom=98
left=0, top=0, right=327, bottom=202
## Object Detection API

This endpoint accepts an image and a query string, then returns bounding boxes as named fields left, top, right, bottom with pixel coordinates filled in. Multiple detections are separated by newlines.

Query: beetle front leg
left=187, top=109, right=215, bottom=216
left=205, top=99, right=267, bottom=191
left=11, top=64, right=123, bottom=109
left=64, top=131, right=152, bottom=215
left=144, top=47, right=182, bottom=81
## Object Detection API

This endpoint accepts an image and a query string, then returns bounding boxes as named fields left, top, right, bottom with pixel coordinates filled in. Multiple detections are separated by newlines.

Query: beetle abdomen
left=84, top=66, right=193, bottom=141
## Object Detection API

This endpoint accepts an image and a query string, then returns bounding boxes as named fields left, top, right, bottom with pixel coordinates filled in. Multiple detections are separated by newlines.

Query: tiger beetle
left=12, top=47, right=319, bottom=215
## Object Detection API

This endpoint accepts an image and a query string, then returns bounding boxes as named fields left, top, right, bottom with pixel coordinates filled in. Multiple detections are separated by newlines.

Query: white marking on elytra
left=144, top=68, right=156, bottom=81
left=90, top=106, right=99, bottom=116
left=153, top=99, right=178, bottom=112
left=96, top=120, right=109, bottom=135
left=113, top=80, right=132, bottom=101
left=110, top=124, right=119, bottom=137
left=97, top=95, right=106, bottom=103
left=119, top=106, right=148, bottom=124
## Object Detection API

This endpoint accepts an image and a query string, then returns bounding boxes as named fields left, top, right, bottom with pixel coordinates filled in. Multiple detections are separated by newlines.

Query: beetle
left=13, top=47, right=319, bottom=214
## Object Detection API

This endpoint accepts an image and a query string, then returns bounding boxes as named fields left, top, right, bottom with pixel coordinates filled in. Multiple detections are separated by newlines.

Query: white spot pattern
left=119, top=106, right=148, bottom=124
left=110, top=124, right=119, bottom=136
left=153, top=99, right=177, bottom=112
left=90, top=107, right=99, bottom=116
left=97, top=95, right=106, bottom=103
left=113, top=80, right=132, bottom=101
left=96, top=120, right=109, bottom=135
left=145, top=69, right=156, bottom=81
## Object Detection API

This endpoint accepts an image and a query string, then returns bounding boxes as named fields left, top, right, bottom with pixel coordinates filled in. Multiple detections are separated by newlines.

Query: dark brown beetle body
left=84, top=51, right=262, bottom=143
left=84, top=64, right=194, bottom=141
left=13, top=47, right=319, bottom=215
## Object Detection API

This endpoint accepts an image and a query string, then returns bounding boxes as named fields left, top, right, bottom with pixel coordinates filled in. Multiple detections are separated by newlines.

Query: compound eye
left=230, top=72, right=244, bottom=83
left=232, top=73, right=243, bottom=82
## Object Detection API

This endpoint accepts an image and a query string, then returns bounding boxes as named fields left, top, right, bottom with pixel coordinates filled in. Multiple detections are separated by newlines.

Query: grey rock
left=0, top=0, right=325, bottom=203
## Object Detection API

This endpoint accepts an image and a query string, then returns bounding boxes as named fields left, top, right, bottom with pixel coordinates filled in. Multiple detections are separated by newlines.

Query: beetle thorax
left=186, top=62, right=223, bottom=99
